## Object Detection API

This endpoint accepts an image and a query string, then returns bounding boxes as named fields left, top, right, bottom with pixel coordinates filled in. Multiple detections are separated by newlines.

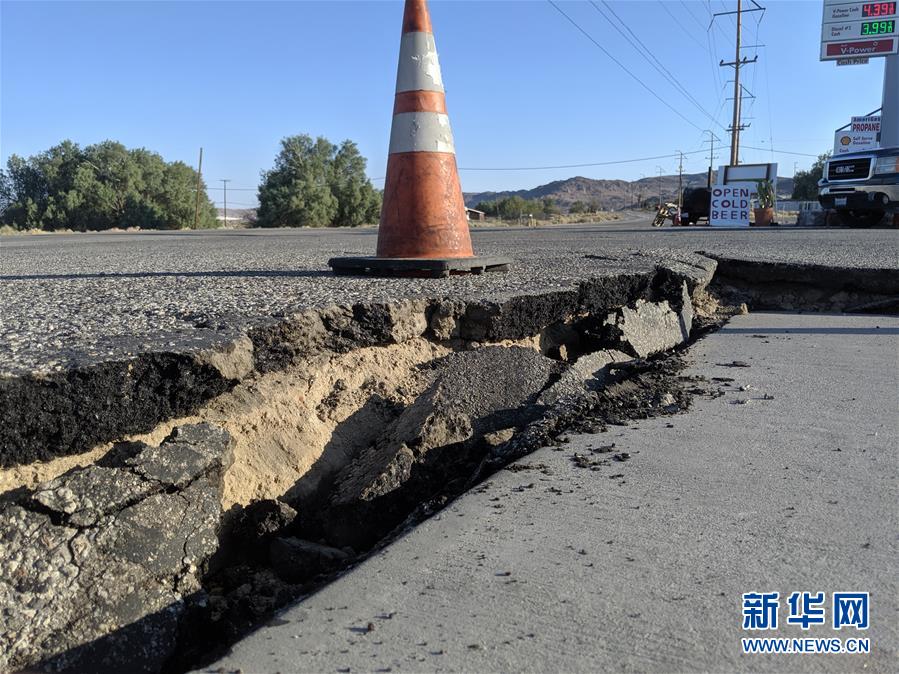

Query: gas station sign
left=833, top=115, right=881, bottom=153
left=825, top=1, right=897, bottom=21
left=822, top=1, right=899, bottom=60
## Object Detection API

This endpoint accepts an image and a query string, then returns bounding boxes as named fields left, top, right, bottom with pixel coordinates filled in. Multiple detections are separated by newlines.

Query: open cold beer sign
left=710, top=185, right=752, bottom=227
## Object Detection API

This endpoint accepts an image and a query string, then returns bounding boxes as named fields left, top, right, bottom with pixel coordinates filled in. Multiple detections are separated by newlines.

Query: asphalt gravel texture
left=1, top=219, right=896, bottom=376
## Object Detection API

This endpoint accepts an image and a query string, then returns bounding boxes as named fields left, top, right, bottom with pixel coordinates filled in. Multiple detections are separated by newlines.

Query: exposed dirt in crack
left=0, top=339, right=449, bottom=505
left=167, top=343, right=718, bottom=674
left=704, top=255, right=899, bottom=314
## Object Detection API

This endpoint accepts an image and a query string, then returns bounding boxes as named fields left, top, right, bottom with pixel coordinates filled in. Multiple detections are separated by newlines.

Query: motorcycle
left=652, top=202, right=680, bottom=227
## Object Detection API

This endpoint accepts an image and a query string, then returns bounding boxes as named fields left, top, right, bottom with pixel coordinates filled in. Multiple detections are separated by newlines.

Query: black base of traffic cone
left=328, top=256, right=511, bottom=279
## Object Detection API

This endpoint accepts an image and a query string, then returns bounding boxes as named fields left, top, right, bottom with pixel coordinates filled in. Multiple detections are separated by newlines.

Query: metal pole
left=658, top=167, right=663, bottom=206
left=193, top=148, right=203, bottom=229
left=730, top=0, right=742, bottom=166
left=881, top=53, right=899, bottom=148
left=677, top=152, right=684, bottom=215
left=220, top=179, right=230, bottom=226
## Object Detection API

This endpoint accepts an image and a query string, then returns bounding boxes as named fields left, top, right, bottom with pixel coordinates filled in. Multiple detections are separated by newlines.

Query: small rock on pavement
left=269, top=537, right=350, bottom=583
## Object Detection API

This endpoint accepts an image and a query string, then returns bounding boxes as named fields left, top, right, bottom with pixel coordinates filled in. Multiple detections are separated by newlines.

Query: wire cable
left=740, top=145, right=819, bottom=158
left=658, top=1, right=707, bottom=49
left=592, top=1, right=726, bottom=130
left=546, top=0, right=705, bottom=132
left=457, top=149, right=708, bottom=172
left=706, top=0, right=736, bottom=47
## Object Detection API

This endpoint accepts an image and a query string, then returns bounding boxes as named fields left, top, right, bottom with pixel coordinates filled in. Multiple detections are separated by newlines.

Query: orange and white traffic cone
left=329, top=0, right=510, bottom=278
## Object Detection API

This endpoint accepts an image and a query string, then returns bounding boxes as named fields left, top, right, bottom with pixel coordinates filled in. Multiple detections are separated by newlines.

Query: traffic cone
left=329, top=0, right=510, bottom=278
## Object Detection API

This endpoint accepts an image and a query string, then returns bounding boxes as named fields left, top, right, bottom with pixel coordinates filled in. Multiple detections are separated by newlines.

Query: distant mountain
left=464, top=173, right=795, bottom=211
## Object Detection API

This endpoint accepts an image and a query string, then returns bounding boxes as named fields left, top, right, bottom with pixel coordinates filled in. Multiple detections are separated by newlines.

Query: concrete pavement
left=199, top=312, right=899, bottom=673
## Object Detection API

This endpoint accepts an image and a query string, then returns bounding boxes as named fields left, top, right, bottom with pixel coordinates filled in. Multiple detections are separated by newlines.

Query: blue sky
left=0, top=0, right=887, bottom=205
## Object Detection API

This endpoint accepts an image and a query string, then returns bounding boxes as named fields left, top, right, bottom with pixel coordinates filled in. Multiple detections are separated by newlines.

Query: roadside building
left=465, top=207, right=486, bottom=222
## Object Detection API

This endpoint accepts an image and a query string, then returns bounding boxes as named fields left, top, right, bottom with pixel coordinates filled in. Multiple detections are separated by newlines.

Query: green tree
left=473, top=200, right=498, bottom=217
left=792, top=152, right=830, bottom=201
left=569, top=200, right=587, bottom=214
left=256, top=135, right=380, bottom=228
left=497, top=195, right=529, bottom=220
left=0, top=140, right=217, bottom=231
left=256, top=135, right=337, bottom=228
left=541, top=197, right=560, bottom=216
left=330, top=140, right=381, bottom=226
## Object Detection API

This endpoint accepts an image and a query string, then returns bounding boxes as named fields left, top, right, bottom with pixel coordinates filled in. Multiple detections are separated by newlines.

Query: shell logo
left=840, top=135, right=852, bottom=146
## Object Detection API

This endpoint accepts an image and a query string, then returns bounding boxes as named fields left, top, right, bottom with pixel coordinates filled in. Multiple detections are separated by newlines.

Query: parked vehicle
left=679, top=187, right=711, bottom=226
left=652, top=202, right=680, bottom=227
left=818, top=148, right=899, bottom=227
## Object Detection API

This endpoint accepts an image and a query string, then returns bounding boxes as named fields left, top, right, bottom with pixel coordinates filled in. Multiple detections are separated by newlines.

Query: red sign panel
left=824, top=37, right=897, bottom=56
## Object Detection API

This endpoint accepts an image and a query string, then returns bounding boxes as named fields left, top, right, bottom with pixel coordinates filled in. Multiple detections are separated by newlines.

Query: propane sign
left=709, top=184, right=752, bottom=227
left=834, top=115, right=881, bottom=153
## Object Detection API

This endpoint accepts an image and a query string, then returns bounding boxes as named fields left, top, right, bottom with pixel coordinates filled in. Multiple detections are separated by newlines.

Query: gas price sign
left=822, top=0, right=899, bottom=60
left=861, top=18, right=895, bottom=33
left=862, top=2, right=897, bottom=17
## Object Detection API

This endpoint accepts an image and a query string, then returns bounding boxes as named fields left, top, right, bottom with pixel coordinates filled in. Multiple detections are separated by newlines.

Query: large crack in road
left=0, top=245, right=896, bottom=673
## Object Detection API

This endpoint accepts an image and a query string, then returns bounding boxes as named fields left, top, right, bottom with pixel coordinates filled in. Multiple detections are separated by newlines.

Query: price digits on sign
left=861, top=19, right=895, bottom=34
left=862, top=2, right=897, bottom=18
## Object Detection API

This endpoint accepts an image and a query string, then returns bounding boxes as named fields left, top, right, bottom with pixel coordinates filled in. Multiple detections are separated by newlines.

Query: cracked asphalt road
left=198, top=312, right=899, bottom=674
left=1, top=222, right=896, bottom=375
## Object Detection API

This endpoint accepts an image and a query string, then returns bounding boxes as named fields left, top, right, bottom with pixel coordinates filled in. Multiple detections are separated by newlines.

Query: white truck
left=818, top=148, right=899, bottom=227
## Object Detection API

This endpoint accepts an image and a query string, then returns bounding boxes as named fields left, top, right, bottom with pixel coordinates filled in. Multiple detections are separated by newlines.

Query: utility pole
left=677, top=151, right=684, bottom=216
left=193, top=148, right=203, bottom=229
left=714, top=1, right=762, bottom=166
left=657, top=166, right=664, bottom=207
left=702, top=130, right=721, bottom=188
left=730, top=0, right=742, bottom=165
left=220, top=179, right=230, bottom=226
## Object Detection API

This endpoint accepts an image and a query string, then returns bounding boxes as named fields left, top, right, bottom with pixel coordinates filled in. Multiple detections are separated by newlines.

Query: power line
left=368, top=151, right=708, bottom=182
left=658, top=1, right=706, bottom=49
left=707, top=0, right=736, bottom=47
left=740, top=144, right=818, bottom=157
left=591, top=1, right=725, bottom=130
left=208, top=145, right=812, bottom=191
left=414, top=150, right=710, bottom=174
left=546, top=0, right=705, bottom=132
left=746, top=14, right=761, bottom=126
left=763, top=39, right=776, bottom=163
left=706, top=11, right=725, bottom=106
left=720, top=0, right=738, bottom=31
left=680, top=0, right=710, bottom=34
